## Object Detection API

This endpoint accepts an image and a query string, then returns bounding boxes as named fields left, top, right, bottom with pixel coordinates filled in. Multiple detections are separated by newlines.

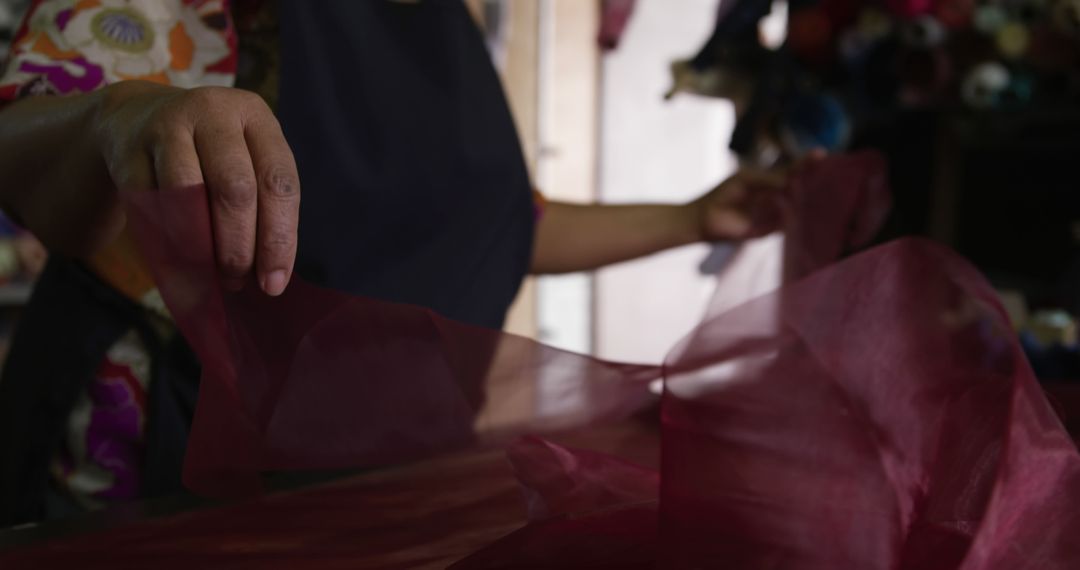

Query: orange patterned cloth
left=0, top=0, right=240, bottom=503
left=1, top=0, right=239, bottom=311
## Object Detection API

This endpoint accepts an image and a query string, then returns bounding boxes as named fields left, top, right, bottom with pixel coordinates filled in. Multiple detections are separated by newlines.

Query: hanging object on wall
left=663, top=0, right=1080, bottom=164
left=598, top=0, right=638, bottom=51
left=479, top=0, right=511, bottom=71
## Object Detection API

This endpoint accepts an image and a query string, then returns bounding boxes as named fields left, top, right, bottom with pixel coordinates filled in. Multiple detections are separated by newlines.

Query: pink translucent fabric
left=122, top=152, right=887, bottom=500
left=454, top=238, right=1080, bottom=569
left=126, top=188, right=659, bottom=498
left=11, top=151, right=1070, bottom=567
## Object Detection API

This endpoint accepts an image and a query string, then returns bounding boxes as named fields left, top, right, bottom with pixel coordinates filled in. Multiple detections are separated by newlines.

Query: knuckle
left=260, top=167, right=299, bottom=200
left=260, top=228, right=295, bottom=256
left=217, top=242, right=254, bottom=276
left=144, top=117, right=187, bottom=149
left=237, top=88, right=267, bottom=107
left=218, top=251, right=253, bottom=277
left=184, top=86, right=225, bottom=108
left=213, top=176, right=258, bottom=210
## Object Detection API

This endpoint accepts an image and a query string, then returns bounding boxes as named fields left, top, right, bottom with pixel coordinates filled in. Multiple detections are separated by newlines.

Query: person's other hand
left=23, top=80, right=300, bottom=296
left=687, top=151, right=827, bottom=242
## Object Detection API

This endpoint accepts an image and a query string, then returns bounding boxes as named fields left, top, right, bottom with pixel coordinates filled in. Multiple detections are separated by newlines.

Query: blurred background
left=0, top=0, right=1077, bottom=382
left=461, top=0, right=1080, bottom=387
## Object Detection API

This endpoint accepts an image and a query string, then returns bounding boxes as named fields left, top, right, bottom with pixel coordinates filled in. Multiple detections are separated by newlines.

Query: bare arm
left=530, top=202, right=698, bottom=274
left=530, top=169, right=788, bottom=274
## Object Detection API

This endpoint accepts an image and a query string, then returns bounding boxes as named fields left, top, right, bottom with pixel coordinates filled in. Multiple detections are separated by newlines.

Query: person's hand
left=686, top=151, right=826, bottom=242
left=18, top=80, right=300, bottom=296
left=685, top=168, right=788, bottom=242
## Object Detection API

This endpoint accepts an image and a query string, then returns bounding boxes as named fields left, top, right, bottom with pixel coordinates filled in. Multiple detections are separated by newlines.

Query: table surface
left=2, top=383, right=1076, bottom=569
left=0, top=421, right=660, bottom=569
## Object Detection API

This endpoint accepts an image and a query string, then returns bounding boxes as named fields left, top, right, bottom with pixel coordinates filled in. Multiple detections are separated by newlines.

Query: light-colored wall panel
left=595, top=0, right=738, bottom=362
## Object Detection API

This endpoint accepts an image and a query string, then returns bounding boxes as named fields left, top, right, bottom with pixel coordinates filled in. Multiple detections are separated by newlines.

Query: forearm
left=530, top=201, right=701, bottom=274
left=0, top=91, right=110, bottom=235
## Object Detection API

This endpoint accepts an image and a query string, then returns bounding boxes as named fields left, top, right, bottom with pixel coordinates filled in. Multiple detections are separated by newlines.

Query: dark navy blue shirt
left=278, top=0, right=534, bottom=329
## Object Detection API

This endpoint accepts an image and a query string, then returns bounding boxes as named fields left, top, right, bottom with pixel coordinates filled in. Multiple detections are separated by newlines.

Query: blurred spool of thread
left=820, top=0, right=864, bottom=28
left=839, top=30, right=875, bottom=65
left=962, top=61, right=1011, bottom=108
left=975, top=4, right=1009, bottom=33
left=857, top=7, right=894, bottom=39
left=996, top=22, right=1031, bottom=58
left=779, top=93, right=851, bottom=155
left=1029, top=310, right=1079, bottom=347
left=936, top=0, right=975, bottom=28
left=902, top=14, right=948, bottom=47
left=1051, top=0, right=1080, bottom=36
left=788, top=8, right=835, bottom=64
left=1012, top=0, right=1046, bottom=24
left=1004, top=72, right=1035, bottom=105
left=886, top=0, right=934, bottom=18
left=897, top=47, right=952, bottom=104
left=840, top=8, right=894, bottom=65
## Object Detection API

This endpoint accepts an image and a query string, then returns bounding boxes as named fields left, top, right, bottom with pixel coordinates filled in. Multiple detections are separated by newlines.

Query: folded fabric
left=121, top=151, right=1080, bottom=570
left=455, top=236, right=1080, bottom=569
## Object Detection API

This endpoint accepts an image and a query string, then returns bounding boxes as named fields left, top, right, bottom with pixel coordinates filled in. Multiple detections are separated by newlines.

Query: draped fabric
left=5, top=152, right=1077, bottom=568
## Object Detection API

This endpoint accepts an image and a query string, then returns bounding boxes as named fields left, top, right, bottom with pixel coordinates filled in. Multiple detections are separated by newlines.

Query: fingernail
left=262, top=270, right=289, bottom=297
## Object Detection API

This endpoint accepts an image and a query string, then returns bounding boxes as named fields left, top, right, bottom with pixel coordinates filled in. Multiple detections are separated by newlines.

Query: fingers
left=734, top=147, right=829, bottom=192
left=145, top=89, right=299, bottom=296
left=194, top=115, right=258, bottom=292
left=153, top=126, right=202, bottom=190
left=95, top=84, right=299, bottom=295
left=790, top=147, right=828, bottom=173
left=733, top=168, right=787, bottom=192
left=245, top=114, right=300, bottom=297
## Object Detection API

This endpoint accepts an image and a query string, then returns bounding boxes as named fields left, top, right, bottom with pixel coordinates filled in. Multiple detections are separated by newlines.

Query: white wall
left=595, top=0, right=738, bottom=363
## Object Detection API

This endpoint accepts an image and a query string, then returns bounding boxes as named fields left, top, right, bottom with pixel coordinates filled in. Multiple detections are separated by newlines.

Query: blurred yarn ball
left=975, top=4, right=1010, bottom=33
left=779, top=93, right=852, bottom=156
left=789, top=7, right=836, bottom=64
left=996, top=21, right=1032, bottom=58
left=962, top=61, right=1012, bottom=108
left=902, top=14, right=948, bottom=47
left=1051, top=0, right=1080, bottom=36
left=886, top=0, right=935, bottom=18
left=936, top=0, right=976, bottom=27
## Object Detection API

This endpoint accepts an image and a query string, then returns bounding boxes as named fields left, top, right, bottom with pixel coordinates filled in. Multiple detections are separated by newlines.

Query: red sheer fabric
left=455, top=237, right=1080, bottom=569
left=125, top=185, right=659, bottom=498
left=122, top=152, right=889, bottom=500
left=5, top=152, right=1076, bottom=568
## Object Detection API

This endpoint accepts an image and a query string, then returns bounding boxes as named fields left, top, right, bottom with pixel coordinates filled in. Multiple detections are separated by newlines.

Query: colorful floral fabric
left=1, top=0, right=235, bottom=98
left=0, top=0, right=239, bottom=505
left=52, top=331, right=151, bottom=506
left=1, top=0, right=542, bottom=507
